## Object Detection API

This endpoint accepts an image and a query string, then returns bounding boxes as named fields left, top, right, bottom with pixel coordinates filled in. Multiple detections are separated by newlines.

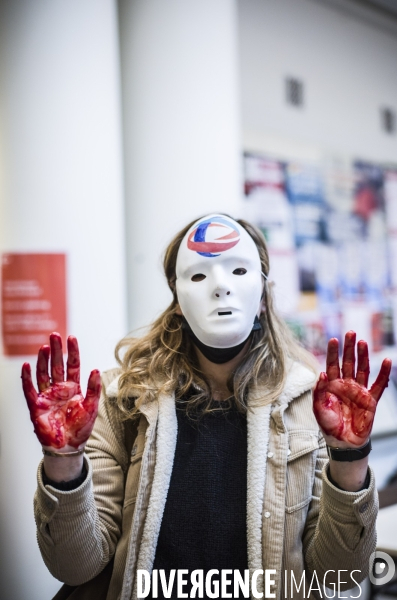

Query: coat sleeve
left=33, top=369, right=132, bottom=585
left=303, top=432, right=378, bottom=588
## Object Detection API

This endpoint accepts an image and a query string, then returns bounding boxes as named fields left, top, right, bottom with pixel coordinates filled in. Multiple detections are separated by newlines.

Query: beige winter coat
left=34, top=363, right=378, bottom=600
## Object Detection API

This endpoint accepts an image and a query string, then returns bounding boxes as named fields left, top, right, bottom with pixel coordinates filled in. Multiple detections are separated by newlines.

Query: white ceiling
left=366, top=0, right=397, bottom=18
left=311, top=0, right=397, bottom=34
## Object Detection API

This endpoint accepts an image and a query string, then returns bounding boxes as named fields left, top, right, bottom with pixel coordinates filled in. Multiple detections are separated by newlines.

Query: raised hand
left=21, top=332, right=101, bottom=451
left=313, top=331, right=392, bottom=447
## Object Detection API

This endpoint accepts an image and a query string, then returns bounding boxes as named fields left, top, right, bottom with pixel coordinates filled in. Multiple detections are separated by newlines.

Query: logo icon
left=187, top=217, right=240, bottom=257
left=369, top=550, right=395, bottom=586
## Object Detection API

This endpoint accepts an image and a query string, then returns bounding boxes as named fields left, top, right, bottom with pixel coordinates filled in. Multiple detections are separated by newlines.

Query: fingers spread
left=369, top=358, right=392, bottom=403
left=36, top=345, right=50, bottom=392
left=83, top=369, right=101, bottom=416
left=313, top=387, right=344, bottom=438
left=313, top=373, right=329, bottom=412
left=50, top=332, right=65, bottom=383
left=356, top=340, right=369, bottom=387
left=314, top=371, right=328, bottom=393
left=21, top=362, right=38, bottom=410
left=326, top=338, right=340, bottom=381
left=67, top=336, right=80, bottom=384
left=342, top=330, right=356, bottom=379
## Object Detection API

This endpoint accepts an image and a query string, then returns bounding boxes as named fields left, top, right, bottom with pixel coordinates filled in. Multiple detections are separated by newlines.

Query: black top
left=150, top=399, right=248, bottom=599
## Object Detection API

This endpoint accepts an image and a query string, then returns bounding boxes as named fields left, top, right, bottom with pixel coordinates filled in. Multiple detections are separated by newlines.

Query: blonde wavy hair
left=115, top=216, right=317, bottom=418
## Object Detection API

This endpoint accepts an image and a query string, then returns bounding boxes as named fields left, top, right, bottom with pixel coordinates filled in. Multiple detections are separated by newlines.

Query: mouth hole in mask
left=191, top=273, right=206, bottom=282
left=218, top=311, right=232, bottom=316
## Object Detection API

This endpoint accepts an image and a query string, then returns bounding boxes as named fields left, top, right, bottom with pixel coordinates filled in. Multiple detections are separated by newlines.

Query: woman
left=22, top=214, right=391, bottom=600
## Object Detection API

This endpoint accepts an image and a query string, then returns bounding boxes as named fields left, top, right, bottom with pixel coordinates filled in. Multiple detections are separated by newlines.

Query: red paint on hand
left=21, top=333, right=101, bottom=450
left=313, top=331, right=392, bottom=447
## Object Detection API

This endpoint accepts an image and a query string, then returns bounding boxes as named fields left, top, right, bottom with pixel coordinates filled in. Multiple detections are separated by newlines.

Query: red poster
left=1, top=253, right=67, bottom=356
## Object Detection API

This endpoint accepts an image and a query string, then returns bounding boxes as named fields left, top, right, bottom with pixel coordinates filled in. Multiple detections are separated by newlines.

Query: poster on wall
left=284, top=161, right=326, bottom=293
left=1, top=253, right=67, bottom=356
left=244, top=151, right=397, bottom=357
left=244, top=153, right=300, bottom=315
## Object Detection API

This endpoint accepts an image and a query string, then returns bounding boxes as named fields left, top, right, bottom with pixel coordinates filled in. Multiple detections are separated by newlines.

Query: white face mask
left=175, top=215, right=263, bottom=348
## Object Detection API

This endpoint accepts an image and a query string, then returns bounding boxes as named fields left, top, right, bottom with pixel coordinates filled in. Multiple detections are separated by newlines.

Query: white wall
left=0, top=1, right=127, bottom=598
left=238, top=0, right=397, bottom=163
left=119, top=0, right=242, bottom=332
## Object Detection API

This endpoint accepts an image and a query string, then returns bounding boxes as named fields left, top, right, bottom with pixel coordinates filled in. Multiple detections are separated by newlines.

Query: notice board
left=1, top=253, right=67, bottom=356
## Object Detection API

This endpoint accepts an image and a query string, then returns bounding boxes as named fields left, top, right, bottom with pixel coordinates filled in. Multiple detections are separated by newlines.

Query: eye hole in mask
left=191, top=268, right=248, bottom=282
left=233, top=268, right=247, bottom=275
left=191, top=273, right=206, bottom=282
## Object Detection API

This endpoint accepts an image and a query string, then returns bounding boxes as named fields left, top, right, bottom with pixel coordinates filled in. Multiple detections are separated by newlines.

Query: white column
left=0, top=2, right=126, bottom=599
left=119, top=0, right=242, bottom=331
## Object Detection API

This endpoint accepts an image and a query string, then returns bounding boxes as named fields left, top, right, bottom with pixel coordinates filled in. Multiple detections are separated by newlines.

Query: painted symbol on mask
left=187, top=217, right=240, bottom=257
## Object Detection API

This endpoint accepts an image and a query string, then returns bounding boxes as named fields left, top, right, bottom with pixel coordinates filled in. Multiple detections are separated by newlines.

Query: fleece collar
left=278, top=360, right=316, bottom=404
left=246, top=360, right=316, bottom=410
left=106, top=361, right=316, bottom=405
left=106, top=374, right=122, bottom=398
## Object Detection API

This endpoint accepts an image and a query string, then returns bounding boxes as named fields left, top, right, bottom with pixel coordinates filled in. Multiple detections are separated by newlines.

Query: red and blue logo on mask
left=187, top=217, right=240, bottom=257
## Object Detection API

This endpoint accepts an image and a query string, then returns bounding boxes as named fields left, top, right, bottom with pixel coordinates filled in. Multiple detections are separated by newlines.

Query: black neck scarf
left=181, top=316, right=261, bottom=364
